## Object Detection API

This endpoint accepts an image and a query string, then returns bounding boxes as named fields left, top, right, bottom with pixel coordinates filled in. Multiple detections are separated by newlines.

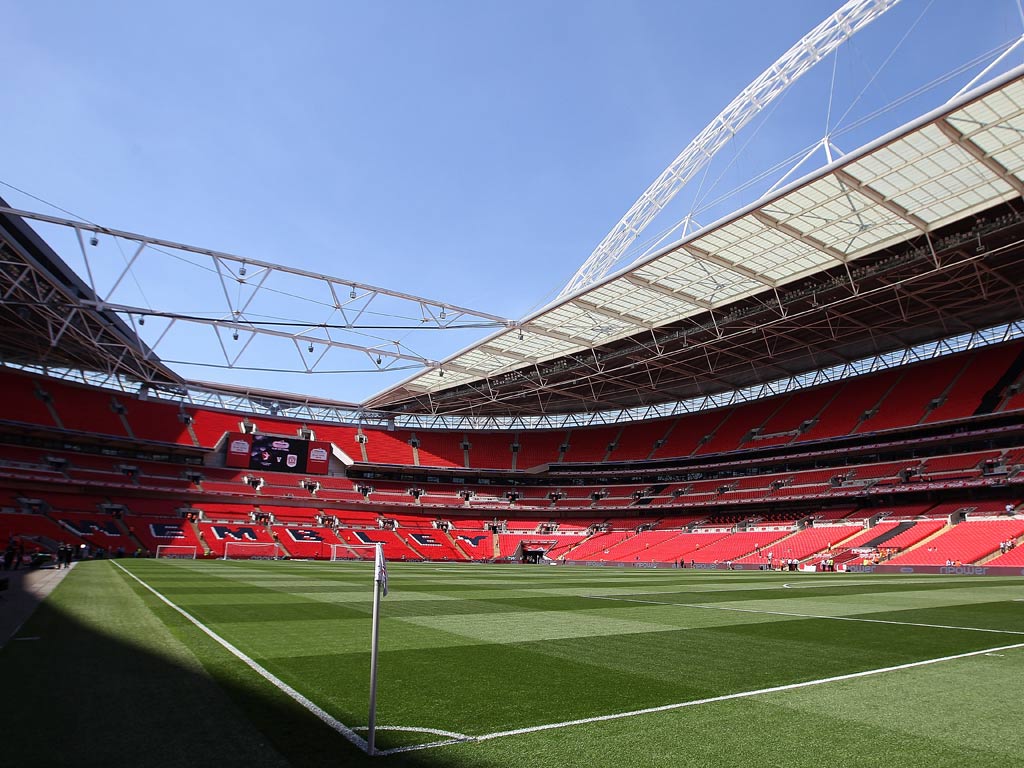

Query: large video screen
left=249, top=434, right=307, bottom=473
left=225, top=432, right=331, bottom=475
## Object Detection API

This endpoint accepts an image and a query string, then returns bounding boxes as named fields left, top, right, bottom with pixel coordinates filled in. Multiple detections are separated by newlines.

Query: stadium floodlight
left=222, top=541, right=286, bottom=560
left=155, top=545, right=197, bottom=559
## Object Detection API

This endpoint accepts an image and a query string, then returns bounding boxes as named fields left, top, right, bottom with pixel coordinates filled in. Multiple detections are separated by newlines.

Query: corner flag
left=368, top=542, right=387, bottom=755
left=375, top=543, right=388, bottom=597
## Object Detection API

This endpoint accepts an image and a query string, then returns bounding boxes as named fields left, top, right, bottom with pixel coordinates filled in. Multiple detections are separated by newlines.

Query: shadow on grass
left=0, top=564, right=470, bottom=768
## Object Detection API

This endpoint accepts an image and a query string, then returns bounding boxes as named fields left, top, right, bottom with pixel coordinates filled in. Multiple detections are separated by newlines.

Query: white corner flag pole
left=367, top=542, right=385, bottom=756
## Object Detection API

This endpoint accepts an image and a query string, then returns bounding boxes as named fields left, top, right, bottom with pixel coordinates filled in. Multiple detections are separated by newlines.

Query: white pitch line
left=378, top=737, right=474, bottom=755
left=353, top=724, right=476, bottom=756
left=353, top=724, right=473, bottom=740
left=470, top=640, right=1024, bottom=744
left=584, top=594, right=1024, bottom=636
left=112, top=562, right=369, bottom=753
left=366, top=635, right=1024, bottom=755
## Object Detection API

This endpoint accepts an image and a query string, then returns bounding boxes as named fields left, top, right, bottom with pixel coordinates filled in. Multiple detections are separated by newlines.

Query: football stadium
left=3, top=1, right=1024, bottom=766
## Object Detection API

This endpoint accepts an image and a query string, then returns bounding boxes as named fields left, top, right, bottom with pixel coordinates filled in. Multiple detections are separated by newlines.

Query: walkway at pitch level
left=0, top=565, right=73, bottom=649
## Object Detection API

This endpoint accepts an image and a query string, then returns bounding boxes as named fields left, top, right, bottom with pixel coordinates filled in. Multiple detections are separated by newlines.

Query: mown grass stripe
left=584, top=594, right=1024, bottom=635
left=465, top=640, right=1024, bottom=746
left=112, top=561, right=369, bottom=753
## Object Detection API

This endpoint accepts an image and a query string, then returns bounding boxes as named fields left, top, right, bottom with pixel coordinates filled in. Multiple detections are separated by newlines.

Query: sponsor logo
left=150, top=523, right=185, bottom=539
left=211, top=526, right=260, bottom=541
left=286, top=529, right=323, bottom=542
left=354, top=531, right=386, bottom=544
left=310, top=447, right=328, bottom=461
left=60, top=519, right=121, bottom=536
left=410, top=533, right=441, bottom=546
left=693, top=562, right=719, bottom=570
left=938, top=566, right=987, bottom=575
left=846, top=565, right=875, bottom=573
left=230, top=439, right=249, bottom=454
left=900, top=567, right=914, bottom=574
left=272, top=440, right=290, bottom=450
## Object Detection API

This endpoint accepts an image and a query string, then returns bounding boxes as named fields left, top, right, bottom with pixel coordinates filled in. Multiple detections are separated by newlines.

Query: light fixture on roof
left=439, top=308, right=446, bottom=320
left=308, top=342, right=314, bottom=353
left=350, top=285, right=357, bottom=299
left=89, top=233, right=99, bottom=246
left=138, top=315, right=145, bottom=326
left=438, top=368, right=444, bottom=378
left=375, top=355, right=382, bottom=365
left=239, top=261, right=247, bottom=277
left=518, top=329, right=524, bottom=341
left=232, top=329, right=239, bottom=341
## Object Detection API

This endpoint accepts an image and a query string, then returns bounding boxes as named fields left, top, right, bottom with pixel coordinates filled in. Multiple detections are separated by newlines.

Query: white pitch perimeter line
left=112, top=562, right=369, bottom=753
left=471, top=640, right=1024, bottom=744
left=583, top=595, right=1024, bottom=636
left=353, top=725, right=475, bottom=756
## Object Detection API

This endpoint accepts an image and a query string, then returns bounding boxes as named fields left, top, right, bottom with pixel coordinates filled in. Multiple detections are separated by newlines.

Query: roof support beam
left=623, top=274, right=716, bottom=310
left=751, top=210, right=850, bottom=264
left=936, top=118, right=1024, bottom=196
left=570, top=298, right=656, bottom=330
left=833, top=169, right=930, bottom=233
left=681, top=243, right=777, bottom=288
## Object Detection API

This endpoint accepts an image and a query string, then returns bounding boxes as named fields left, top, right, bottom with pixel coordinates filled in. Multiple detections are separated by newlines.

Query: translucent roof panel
left=699, top=215, right=840, bottom=281
left=372, top=70, right=1024, bottom=412
left=633, top=251, right=763, bottom=305
left=845, top=124, right=1013, bottom=226
left=531, top=303, right=641, bottom=346
left=760, top=176, right=916, bottom=256
left=583, top=280, right=696, bottom=325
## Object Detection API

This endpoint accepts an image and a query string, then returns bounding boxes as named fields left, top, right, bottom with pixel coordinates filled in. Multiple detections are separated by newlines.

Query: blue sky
left=3, top=0, right=1023, bottom=405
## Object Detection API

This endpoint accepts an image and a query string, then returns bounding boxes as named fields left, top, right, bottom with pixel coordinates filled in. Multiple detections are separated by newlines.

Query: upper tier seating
left=924, top=342, right=1024, bottom=423
left=2, top=338, right=1022, bottom=473
left=514, top=431, right=568, bottom=469
left=465, top=434, right=514, bottom=470
left=562, top=426, right=621, bottom=464
left=609, top=420, right=672, bottom=462
left=413, top=431, right=465, bottom=468
left=801, top=369, right=900, bottom=442
left=858, top=357, right=964, bottom=432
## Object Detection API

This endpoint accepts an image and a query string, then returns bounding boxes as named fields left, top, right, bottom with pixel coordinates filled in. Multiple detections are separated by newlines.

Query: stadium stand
left=888, top=519, right=1024, bottom=565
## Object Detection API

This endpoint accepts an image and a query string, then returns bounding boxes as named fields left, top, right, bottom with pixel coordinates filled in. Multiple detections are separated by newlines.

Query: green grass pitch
left=3, top=560, right=1024, bottom=767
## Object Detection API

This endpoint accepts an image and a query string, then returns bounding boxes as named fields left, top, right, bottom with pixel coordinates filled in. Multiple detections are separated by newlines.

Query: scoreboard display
left=225, top=432, right=331, bottom=475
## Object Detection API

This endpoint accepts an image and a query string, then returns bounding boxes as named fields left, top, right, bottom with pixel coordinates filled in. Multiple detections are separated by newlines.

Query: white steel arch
left=559, top=0, right=902, bottom=299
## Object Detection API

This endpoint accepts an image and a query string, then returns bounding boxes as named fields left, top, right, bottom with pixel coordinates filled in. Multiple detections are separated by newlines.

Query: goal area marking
left=222, top=541, right=287, bottom=560
left=330, top=543, right=377, bottom=561
left=155, top=545, right=197, bottom=559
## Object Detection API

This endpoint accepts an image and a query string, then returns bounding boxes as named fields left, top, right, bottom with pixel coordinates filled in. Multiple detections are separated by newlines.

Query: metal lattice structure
left=3, top=4, right=1024, bottom=429
left=558, top=0, right=902, bottom=298
left=369, top=64, right=1024, bottom=417
left=0, top=205, right=513, bottom=376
